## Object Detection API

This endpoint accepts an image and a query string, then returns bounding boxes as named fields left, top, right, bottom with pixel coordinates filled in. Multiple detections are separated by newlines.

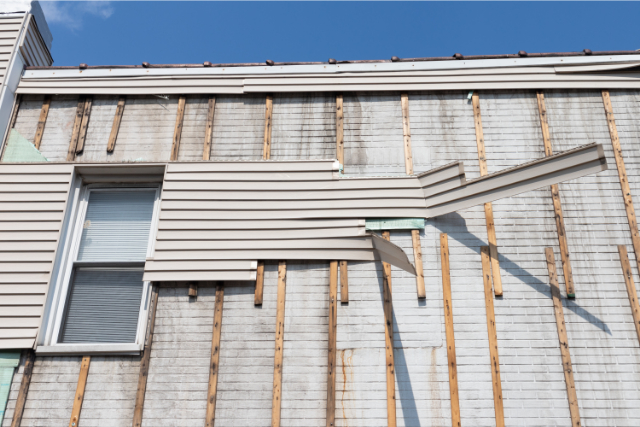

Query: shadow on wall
left=431, top=212, right=611, bottom=335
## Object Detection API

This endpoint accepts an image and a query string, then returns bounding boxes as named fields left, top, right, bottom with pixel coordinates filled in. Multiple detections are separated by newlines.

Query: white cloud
left=41, top=1, right=114, bottom=31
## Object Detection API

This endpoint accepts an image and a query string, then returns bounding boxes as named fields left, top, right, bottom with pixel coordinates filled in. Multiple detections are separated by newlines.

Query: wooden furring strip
left=263, top=95, right=273, bottom=160
left=188, top=282, right=198, bottom=298
left=336, top=93, right=344, bottom=169
left=203, top=95, right=216, bottom=160
left=326, top=261, right=338, bottom=427
left=10, top=349, right=35, bottom=427
left=132, top=284, right=159, bottom=427
left=75, top=96, right=92, bottom=154
left=481, top=246, right=504, bottom=426
left=67, top=97, right=86, bottom=161
left=205, top=282, right=225, bottom=427
left=33, top=95, right=50, bottom=150
left=68, top=356, right=91, bottom=427
left=271, top=261, right=287, bottom=427
left=544, top=248, right=581, bottom=427
left=339, top=260, right=348, bottom=303
left=617, top=245, right=640, bottom=346
left=536, top=91, right=576, bottom=297
left=255, top=261, right=265, bottom=305
left=400, top=93, right=426, bottom=299
left=8, top=94, right=21, bottom=131
left=381, top=231, right=396, bottom=426
left=440, top=233, right=460, bottom=427
left=170, top=95, right=187, bottom=161
left=603, top=90, right=640, bottom=276
left=107, top=96, right=126, bottom=153
left=472, top=92, right=503, bottom=296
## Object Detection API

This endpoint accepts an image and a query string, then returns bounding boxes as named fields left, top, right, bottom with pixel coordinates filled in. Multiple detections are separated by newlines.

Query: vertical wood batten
left=339, top=260, right=348, bottom=303
left=618, top=245, right=640, bottom=346
left=106, top=96, right=125, bottom=153
left=132, top=284, right=159, bottom=427
left=75, top=96, right=92, bottom=154
left=544, top=248, right=581, bottom=427
left=381, top=231, right=396, bottom=427
left=481, top=246, right=504, bottom=427
left=336, top=93, right=348, bottom=302
left=67, top=97, right=86, bottom=161
left=263, top=95, right=273, bottom=160
left=440, top=233, right=460, bottom=427
left=326, top=261, right=338, bottom=427
left=271, top=261, right=287, bottom=427
left=202, top=95, right=216, bottom=160
left=401, top=92, right=426, bottom=299
left=170, top=95, right=186, bottom=161
left=602, top=90, right=640, bottom=275
left=1, top=94, right=21, bottom=157
left=68, top=356, right=91, bottom=427
left=536, top=91, right=576, bottom=297
left=471, top=92, right=503, bottom=296
left=255, top=261, right=265, bottom=305
left=10, top=350, right=35, bottom=427
left=205, top=282, right=224, bottom=427
left=33, top=94, right=50, bottom=150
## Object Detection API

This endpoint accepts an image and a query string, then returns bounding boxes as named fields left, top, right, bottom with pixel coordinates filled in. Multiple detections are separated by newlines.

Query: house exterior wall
left=1, top=89, right=640, bottom=427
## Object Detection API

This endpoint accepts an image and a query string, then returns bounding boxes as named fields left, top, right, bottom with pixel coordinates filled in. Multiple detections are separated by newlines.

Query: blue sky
left=42, top=1, right=640, bottom=66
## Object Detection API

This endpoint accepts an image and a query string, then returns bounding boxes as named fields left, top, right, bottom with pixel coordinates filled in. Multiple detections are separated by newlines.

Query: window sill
left=36, top=343, right=143, bottom=356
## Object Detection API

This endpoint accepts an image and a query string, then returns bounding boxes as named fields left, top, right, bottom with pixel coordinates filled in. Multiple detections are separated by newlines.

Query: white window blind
left=77, top=191, right=156, bottom=262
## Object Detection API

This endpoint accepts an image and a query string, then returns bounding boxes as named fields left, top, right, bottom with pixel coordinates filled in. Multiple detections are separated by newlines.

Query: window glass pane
left=60, top=268, right=144, bottom=343
left=77, top=190, right=155, bottom=262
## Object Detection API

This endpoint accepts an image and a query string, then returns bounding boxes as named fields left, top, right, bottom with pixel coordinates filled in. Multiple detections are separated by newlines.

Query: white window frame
left=37, top=181, right=161, bottom=355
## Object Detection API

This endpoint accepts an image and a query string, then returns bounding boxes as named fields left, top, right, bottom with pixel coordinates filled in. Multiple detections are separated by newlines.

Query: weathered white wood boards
left=400, top=93, right=426, bottom=299
left=481, top=246, right=504, bottom=427
left=205, top=283, right=224, bottom=427
left=536, top=91, right=576, bottom=297
left=106, top=95, right=125, bottom=152
left=202, top=95, right=216, bottom=160
left=132, top=284, right=159, bottom=427
left=381, top=231, right=396, bottom=427
left=440, top=233, right=460, bottom=427
left=33, top=95, right=49, bottom=150
left=10, top=350, right=35, bottom=427
left=68, top=356, right=91, bottom=427
left=544, top=248, right=581, bottom=427
left=170, top=95, right=186, bottom=161
left=271, top=261, right=287, bottom=427
left=326, top=261, right=338, bottom=427
left=471, top=92, right=503, bottom=296
left=617, top=245, right=640, bottom=346
left=602, top=90, right=640, bottom=275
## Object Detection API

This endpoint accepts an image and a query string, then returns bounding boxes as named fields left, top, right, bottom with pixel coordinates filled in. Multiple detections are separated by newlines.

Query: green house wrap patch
left=365, top=218, right=425, bottom=230
left=1, top=129, right=48, bottom=162
left=0, top=351, right=20, bottom=421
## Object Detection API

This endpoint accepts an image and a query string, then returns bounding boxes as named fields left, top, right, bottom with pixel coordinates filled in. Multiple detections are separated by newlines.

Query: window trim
left=37, top=181, right=161, bottom=354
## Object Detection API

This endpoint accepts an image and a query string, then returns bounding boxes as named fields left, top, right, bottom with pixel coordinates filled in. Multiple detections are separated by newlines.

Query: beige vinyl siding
left=18, top=16, right=52, bottom=68
left=0, top=163, right=74, bottom=349
left=0, top=15, right=24, bottom=89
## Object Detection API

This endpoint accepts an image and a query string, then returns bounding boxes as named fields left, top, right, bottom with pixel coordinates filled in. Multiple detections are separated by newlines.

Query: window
left=40, top=184, right=160, bottom=353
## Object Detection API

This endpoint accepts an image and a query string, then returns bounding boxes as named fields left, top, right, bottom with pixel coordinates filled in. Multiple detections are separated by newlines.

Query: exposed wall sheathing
left=210, top=95, right=265, bottom=160
left=343, top=92, right=405, bottom=176
left=176, top=96, right=209, bottom=162
left=270, top=93, right=336, bottom=161
left=478, top=91, right=572, bottom=425
left=10, top=94, right=44, bottom=145
left=214, top=267, right=278, bottom=426
left=141, top=285, right=214, bottom=426
left=74, top=95, right=118, bottom=162
left=2, top=357, right=81, bottom=426
left=36, top=95, right=77, bottom=161
left=545, top=90, right=640, bottom=426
